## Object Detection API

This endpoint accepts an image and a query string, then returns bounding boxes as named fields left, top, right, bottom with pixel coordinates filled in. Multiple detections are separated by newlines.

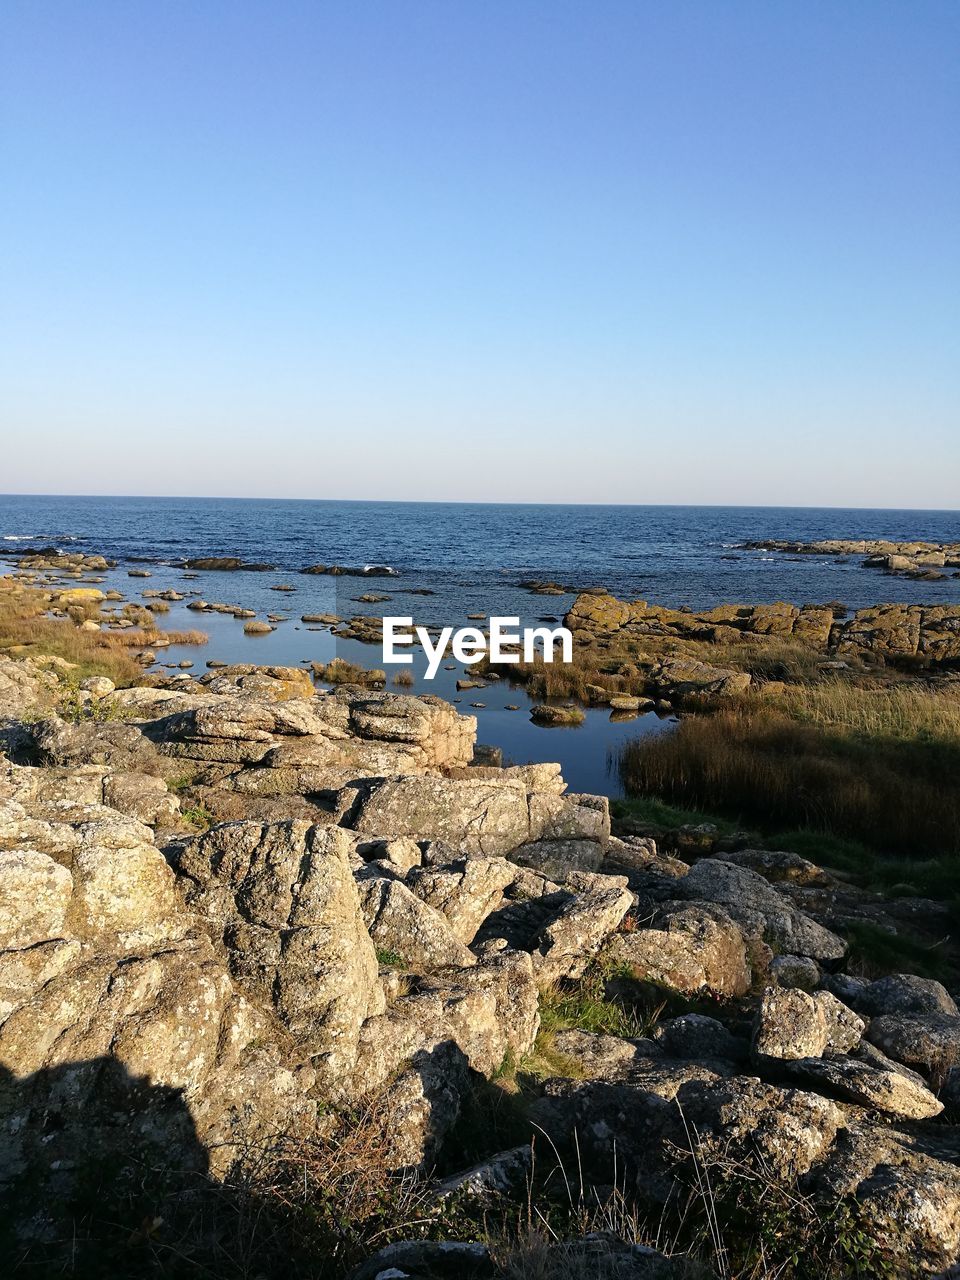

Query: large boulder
left=348, top=774, right=608, bottom=856
left=170, top=819, right=383, bottom=1078
left=605, top=901, right=752, bottom=998
left=676, top=859, right=846, bottom=962
left=0, top=799, right=316, bottom=1193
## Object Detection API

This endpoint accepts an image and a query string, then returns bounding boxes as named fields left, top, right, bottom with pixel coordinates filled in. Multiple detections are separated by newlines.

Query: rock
left=609, top=695, right=655, bottom=712
left=348, top=1241, right=494, bottom=1280
left=605, top=902, right=752, bottom=998
left=405, top=857, right=518, bottom=944
left=788, top=1049, right=943, bottom=1119
left=27, top=716, right=161, bottom=773
left=434, top=1144, right=532, bottom=1202
left=183, top=557, right=276, bottom=571
left=71, top=831, right=179, bottom=941
left=677, top=859, right=846, bottom=961
left=348, top=950, right=539, bottom=1102
left=348, top=775, right=608, bottom=857
left=753, top=987, right=864, bottom=1061
left=550, top=1029, right=658, bottom=1078
left=652, top=1014, right=746, bottom=1063
left=0, top=850, right=72, bottom=948
left=646, top=656, right=751, bottom=701
left=102, top=771, right=180, bottom=825
left=79, top=676, right=115, bottom=697
left=532, top=1070, right=842, bottom=1194
left=716, top=847, right=831, bottom=887
left=529, top=704, right=584, bottom=726
left=853, top=973, right=959, bottom=1019
left=243, top=619, right=274, bottom=635
left=170, top=820, right=382, bottom=1077
left=866, top=1012, right=960, bottom=1079
left=534, top=881, right=633, bottom=982
left=509, top=838, right=604, bottom=877
left=769, top=954, right=820, bottom=991
left=0, top=657, right=59, bottom=717
left=357, top=874, right=478, bottom=970
left=820, top=1123, right=960, bottom=1273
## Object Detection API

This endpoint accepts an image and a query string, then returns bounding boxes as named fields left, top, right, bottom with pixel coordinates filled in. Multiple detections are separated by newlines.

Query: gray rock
left=170, top=819, right=383, bottom=1077
left=867, top=1011, right=960, bottom=1078
left=854, top=973, right=959, bottom=1019
left=753, top=987, right=864, bottom=1061
left=605, top=901, right=752, bottom=998
left=358, top=874, right=478, bottom=970
left=788, top=1049, right=943, bottom=1119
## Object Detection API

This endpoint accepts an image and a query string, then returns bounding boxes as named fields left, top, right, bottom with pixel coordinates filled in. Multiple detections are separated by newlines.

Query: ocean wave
left=2, top=534, right=38, bottom=541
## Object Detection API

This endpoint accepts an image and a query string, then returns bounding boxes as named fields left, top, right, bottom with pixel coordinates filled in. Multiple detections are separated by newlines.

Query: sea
left=2, top=495, right=958, bottom=798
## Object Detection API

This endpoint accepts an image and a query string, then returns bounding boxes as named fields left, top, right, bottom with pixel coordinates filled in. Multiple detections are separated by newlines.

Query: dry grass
left=619, top=694, right=960, bottom=858
left=776, top=678, right=960, bottom=742
left=0, top=578, right=207, bottom=685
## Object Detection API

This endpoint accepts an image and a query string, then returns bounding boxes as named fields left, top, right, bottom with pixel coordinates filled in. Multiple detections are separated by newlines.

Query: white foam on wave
left=2, top=534, right=37, bottom=541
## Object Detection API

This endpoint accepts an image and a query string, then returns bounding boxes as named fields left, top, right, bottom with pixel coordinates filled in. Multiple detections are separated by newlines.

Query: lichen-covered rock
left=788, top=1048, right=943, bottom=1119
left=0, top=849, right=72, bottom=949
left=348, top=950, right=539, bottom=1105
left=348, top=774, right=608, bottom=856
left=509, top=838, right=604, bottom=877
left=866, top=1011, right=960, bottom=1079
left=753, top=987, right=864, bottom=1062
left=170, top=819, right=383, bottom=1076
left=405, top=856, right=518, bottom=944
left=652, top=1013, right=746, bottom=1063
left=0, top=656, right=59, bottom=718
left=605, top=901, right=752, bottom=998
left=28, top=715, right=161, bottom=773
left=357, top=873, right=478, bottom=970
left=677, top=859, right=846, bottom=961
left=645, top=656, right=752, bottom=700
left=853, top=973, right=959, bottom=1019
left=534, top=880, right=633, bottom=982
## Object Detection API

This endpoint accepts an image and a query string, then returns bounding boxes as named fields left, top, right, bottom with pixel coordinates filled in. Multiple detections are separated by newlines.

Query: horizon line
left=1, top=492, right=958, bottom=516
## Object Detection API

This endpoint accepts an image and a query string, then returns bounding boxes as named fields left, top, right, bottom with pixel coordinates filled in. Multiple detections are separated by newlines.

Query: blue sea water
left=2, top=495, right=958, bottom=796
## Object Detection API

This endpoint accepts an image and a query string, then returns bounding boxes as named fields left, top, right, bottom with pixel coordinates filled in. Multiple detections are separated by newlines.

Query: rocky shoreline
left=739, top=538, right=960, bottom=582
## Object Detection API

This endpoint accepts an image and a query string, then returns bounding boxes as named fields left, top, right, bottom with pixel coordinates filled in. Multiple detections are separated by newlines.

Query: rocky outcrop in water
left=566, top=591, right=960, bottom=666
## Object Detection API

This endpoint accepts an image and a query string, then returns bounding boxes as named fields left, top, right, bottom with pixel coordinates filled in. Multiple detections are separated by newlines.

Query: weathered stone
left=606, top=902, right=752, bottom=998
left=854, top=973, right=959, bottom=1019
left=348, top=775, right=608, bottom=856
left=171, top=820, right=382, bottom=1076
left=866, top=1012, right=960, bottom=1078
left=678, top=860, right=846, bottom=961
left=788, top=1049, right=943, bottom=1119
left=535, top=882, right=633, bottom=982
left=753, top=987, right=863, bottom=1061
left=405, top=857, right=517, bottom=944
left=357, top=874, right=477, bottom=970
left=0, top=850, right=73, bottom=949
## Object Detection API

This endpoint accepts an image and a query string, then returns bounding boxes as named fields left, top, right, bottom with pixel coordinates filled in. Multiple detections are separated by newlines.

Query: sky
left=1, top=1, right=958, bottom=507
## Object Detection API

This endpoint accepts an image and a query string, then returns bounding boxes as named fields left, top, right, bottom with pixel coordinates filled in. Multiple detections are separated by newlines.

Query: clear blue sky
left=2, top=1, right=958, bottom=506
